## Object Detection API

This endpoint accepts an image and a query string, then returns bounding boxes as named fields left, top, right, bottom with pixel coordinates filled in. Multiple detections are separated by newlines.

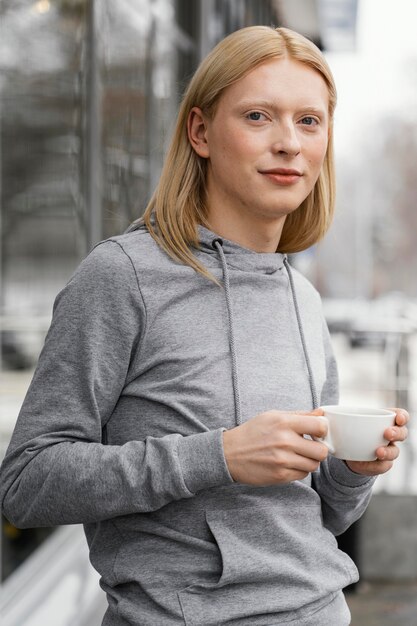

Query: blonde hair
left=140, top=26, right=337, bottom=281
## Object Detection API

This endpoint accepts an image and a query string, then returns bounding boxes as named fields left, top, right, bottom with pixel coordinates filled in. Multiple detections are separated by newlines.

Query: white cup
left=318, top=405, right=396, bottom=461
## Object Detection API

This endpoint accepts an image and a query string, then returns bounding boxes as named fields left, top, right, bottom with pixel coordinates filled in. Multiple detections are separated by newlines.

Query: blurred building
left=0, top=0, right=359, bottom=338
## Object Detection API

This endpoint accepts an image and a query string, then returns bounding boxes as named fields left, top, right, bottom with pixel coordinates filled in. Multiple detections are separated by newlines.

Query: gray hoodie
left=0, top=225, right=375, bottom=625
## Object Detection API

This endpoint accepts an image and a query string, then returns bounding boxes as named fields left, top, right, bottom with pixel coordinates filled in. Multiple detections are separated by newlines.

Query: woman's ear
left=187, top=107, right=210, bottom=158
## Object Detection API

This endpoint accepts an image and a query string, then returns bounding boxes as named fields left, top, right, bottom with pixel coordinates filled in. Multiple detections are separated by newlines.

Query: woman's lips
left=260, top=169, right=302, bottom=186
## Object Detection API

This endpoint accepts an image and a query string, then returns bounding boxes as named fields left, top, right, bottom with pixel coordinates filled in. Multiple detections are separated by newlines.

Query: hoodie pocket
left=178, top=503, right=357, bottom=626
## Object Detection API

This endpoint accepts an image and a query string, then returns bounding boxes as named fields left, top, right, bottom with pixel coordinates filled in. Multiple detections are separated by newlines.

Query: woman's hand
left=345, top=408, right=410, bottom=476
left=222, top=409, right=329, bottom=486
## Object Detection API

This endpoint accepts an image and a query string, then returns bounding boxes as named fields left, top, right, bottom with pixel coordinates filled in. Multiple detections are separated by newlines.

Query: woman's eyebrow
left=235, top=99, right=276, bottom=110
left=235, top=99, right=327, bottom=115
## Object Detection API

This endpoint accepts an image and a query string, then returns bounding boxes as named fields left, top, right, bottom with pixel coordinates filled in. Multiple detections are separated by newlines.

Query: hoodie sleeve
left=0, top=240, right=232, bottom=528
left=312, top=317, right=376, bottom=536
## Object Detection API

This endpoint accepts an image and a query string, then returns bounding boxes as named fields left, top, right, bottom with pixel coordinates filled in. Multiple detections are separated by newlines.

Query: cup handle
left=312, top=417, right=335, bottom=455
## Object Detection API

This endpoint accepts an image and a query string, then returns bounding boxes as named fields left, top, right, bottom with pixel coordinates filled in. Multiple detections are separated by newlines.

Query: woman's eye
left=247, top=111, right=266, bottom=121
left=301, top=116, right=318, bottom=126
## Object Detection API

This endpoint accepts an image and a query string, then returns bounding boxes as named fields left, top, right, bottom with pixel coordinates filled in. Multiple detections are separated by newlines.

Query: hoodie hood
left=127, top=218, right=285, bottom=275
left=197, top=225, right=286, bottom=275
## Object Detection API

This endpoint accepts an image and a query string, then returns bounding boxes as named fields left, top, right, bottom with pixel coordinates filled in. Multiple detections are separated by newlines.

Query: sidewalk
left=347, top=581, right=417, bottom=626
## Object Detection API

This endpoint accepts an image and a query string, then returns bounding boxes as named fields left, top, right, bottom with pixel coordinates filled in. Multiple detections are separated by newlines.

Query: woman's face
left=189, top=57, right=330, bottom=235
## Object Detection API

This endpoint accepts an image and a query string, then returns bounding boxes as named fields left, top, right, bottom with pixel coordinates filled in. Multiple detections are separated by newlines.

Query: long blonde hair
left=140, top=26, right=337, bottom=281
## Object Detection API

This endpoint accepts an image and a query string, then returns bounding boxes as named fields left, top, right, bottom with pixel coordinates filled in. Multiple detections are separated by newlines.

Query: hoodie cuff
left=177, top=428, right=234, bottom=494
left=328, top=456, right=377, bottom=489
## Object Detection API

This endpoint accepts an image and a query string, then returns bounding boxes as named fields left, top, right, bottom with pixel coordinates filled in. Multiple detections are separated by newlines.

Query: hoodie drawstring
left=213, top=239, right=243, bottom=426
left=283, top=257, right=319, bottom=410
left=213, top=239, right=319, bottom=427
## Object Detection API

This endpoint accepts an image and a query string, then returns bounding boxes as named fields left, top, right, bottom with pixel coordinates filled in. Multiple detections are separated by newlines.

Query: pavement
left=346, top=581, right=417, bottom=626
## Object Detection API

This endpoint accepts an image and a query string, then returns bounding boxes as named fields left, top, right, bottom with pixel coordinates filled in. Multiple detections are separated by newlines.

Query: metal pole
left=0, top=14, right=4, bottom=587
left=145, top=6, right=158, bottom=201
left=85, top=0, right=102, bottom=250
left=198, top=0, right=216, bottom=62
left=0, top=106, right=3, bottom=592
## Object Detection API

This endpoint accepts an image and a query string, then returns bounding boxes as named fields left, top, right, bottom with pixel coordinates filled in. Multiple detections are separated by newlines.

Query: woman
left=0, top=26, right=408, bottom=625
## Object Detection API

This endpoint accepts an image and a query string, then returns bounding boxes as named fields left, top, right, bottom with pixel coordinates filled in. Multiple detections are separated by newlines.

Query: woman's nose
left=271, top=123, right=301, bottom=157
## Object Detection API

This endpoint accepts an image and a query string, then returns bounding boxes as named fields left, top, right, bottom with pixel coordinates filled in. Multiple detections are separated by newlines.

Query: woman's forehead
left=216, top=58, right=329, bottom=112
